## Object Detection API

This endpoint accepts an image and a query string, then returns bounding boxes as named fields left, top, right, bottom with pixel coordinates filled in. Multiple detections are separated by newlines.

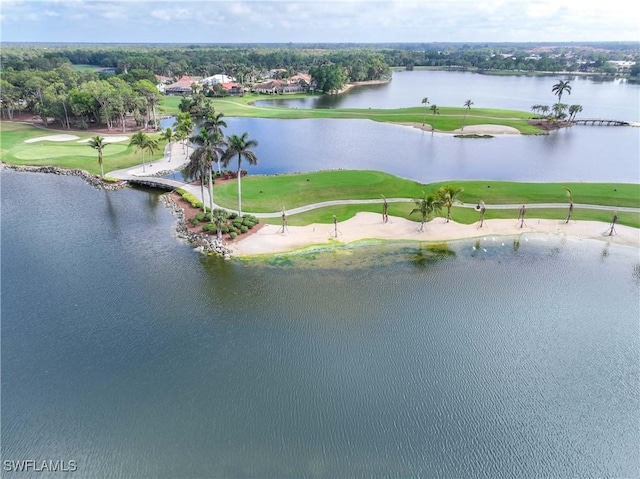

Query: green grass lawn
left=214, top=170, right=640, bottom=212
left=261, top=203, right=640, bottom=229
left=1, top=122, right=168, bottom=175
left=161, top=94, right=542, bottom=134
left=214, top=170, right=639, bottom=227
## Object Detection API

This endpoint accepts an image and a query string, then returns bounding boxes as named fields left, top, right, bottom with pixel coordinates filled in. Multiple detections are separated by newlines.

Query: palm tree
left=410, top=191, right=442, bottom=232
left=128, top=130, right=149, bottom=173
left=552, top=103, right=568, bottom=120
left=211, top=209, right=229, bottom=240
left=540, top=105, right=550, bottom=118
left=143, top=136, right=159, bottom=166
left=462, top=99, right=473, bottom=131
left=568, top=104, right=583, bottom=121
left=222, top=132, right=259, bottom=216
left=421, top=97, right=429, bottom=125
left=204, top=112, right=228, bottom=173
left=191, top=128, right=226, bottom=220
left=159, top=127, right=174, bottom=161
left=88, top=135, right=108, bottom=178
left=435, top=185, right=464, bottom=223
left=429, top=104, right=440, bottom=135
left=186, top=144, right=209, bottom=215
left=552, top=80, right=571, bottom=103
left=562, top=187, right=574, bottom=223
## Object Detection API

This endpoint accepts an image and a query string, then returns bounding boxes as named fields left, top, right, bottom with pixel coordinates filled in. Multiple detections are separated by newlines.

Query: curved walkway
left=106, top=153, right=638, bottom=218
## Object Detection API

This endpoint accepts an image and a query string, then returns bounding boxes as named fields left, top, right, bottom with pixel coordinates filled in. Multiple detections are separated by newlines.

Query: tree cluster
left=1, top=64, right=163, bottom=131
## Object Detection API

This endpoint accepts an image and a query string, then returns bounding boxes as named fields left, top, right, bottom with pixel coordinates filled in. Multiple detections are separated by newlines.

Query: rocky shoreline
left=159, top=194, right=234, bottom=258
left=1, top=163, right=129, bottom=191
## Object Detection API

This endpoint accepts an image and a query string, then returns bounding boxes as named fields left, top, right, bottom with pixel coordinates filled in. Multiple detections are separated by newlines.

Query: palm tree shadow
left=408, top=243, right=455, bottom=268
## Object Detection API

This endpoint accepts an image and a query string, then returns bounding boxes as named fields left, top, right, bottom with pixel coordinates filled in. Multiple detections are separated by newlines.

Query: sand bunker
left=454, top=125, right=521, bottom=135
left=77, top=136, right=129, bottom=144
left=25, top=134, right=80, bottom=143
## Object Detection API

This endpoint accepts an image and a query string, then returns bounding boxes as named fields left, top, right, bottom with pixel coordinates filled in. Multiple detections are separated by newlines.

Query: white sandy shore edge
left=405, top=123, right=521, bottom=135
left=229, top=212, right=639, bottom=256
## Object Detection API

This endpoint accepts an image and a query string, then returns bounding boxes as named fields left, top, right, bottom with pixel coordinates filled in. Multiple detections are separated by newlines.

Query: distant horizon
left=2, top=40, right=637, bottom=47
left=1, top=1, right=637, bottom=44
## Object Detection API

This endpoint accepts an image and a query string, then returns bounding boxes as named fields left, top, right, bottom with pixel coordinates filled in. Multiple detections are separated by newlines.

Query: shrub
left=232, top=221, right=243, bottom=230
left=190, top=217, right=201, bottom=226
left=228, top=212, right=238, bottom=220
left=176, top=188, right=203, bottom=208
left=102, top=176, right=120, bottom=183
left=240, top=225, right=248, bottom=234
left=194, top=212, right=206, bottom=222
left=203, top=223, right=217, bottom=233
left=229, top=231, right=238, bottom=239
left=221, top=225, right=229, bottom=234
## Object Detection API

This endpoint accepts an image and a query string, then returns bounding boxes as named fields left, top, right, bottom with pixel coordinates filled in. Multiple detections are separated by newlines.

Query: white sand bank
left=77, top=135, right=129, bottom=143
left=230, top=212, right=639, bottom=256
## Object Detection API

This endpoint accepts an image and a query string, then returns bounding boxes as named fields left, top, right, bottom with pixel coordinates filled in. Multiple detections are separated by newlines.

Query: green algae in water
left=240, top=240, right=457, bottom=270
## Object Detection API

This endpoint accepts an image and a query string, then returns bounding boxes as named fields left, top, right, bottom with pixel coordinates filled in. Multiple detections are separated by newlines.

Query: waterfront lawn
left=161, top=95, right=541, bottom=134
left=261, top=203, right=640, bottom=229
left=214, top=170, right=640, bottom=212
left=1, top=122, right=168, bottom=175
left=214, top=171, right=425, bottom=212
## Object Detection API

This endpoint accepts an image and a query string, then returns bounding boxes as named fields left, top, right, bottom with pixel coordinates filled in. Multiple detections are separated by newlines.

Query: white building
left=202, top=74, right=236, bottom=86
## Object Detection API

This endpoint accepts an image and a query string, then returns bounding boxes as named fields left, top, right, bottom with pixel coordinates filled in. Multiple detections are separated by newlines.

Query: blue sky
left=1, top=0, right=638, bottom=44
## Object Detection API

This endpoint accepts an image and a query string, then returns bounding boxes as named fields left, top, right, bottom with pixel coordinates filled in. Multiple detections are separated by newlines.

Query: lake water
left=165, top=70, right=640, bottom=184
left=3, top=70, right=640, bottom=478
left=2, top=170, right=639, bottom=478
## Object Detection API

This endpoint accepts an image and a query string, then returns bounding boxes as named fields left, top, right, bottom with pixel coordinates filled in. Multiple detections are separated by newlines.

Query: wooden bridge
left=574, top=118, right=631, bottom=126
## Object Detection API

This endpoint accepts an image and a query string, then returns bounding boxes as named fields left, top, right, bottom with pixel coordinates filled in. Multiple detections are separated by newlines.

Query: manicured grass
left=1, top=122, right=168, bottom=175
left=262, top=203, right=640, bottom=229
left=214, top=170, right=640, bottom=212
left=160, top=95, right=542, bottom=134
left=214, top=171, right=424, bottom=212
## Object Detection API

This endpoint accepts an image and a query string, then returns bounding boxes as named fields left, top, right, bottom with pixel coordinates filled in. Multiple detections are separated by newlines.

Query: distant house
left=252, top=74, right=311, bottom=94
left=220, top=82, right=243, bottom=96
left=164, top=76, right=200, bottom=95
left=252, top=80, right=285, bottom=94
left=202, top=74, right=236, bottom=86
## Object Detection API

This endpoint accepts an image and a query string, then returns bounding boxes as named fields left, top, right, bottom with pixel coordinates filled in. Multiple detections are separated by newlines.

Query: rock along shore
left=1, top=163, right=129, bottom=191
left=159, top=194, right=234, bottom=258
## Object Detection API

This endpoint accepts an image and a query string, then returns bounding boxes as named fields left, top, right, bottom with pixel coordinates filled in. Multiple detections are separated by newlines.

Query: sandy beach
left=230, top=212, right=640, bottom=256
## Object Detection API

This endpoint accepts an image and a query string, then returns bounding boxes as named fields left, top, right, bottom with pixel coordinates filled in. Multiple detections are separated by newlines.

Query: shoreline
left=229, top=212, right=640, bottom=257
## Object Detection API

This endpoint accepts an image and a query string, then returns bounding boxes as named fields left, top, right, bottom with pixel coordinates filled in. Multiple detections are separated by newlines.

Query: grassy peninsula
left=161, top=95, right=542, bottom=134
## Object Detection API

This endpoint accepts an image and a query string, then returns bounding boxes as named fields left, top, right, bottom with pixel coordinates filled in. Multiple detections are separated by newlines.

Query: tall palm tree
left=186, top=145, right=209, bottom=215
left=552, top=80, right=571, bottom=103
left=159, top=127, right=174, bottom=161
left=128, top=130, right=149, bottom=173
left=421, top=97, right=429, bottom=126
left=462, top=99, right=473, bottom=131
left=410, top=192, right=442, bottom=232
left=88, top=135, right=108, bottom=178
left=191, top=128, right=226, bottom=220
left=436, top=185, right=464, bottom=223
left=204, top=112, right=228, bottom=173
left=430, top=104, right=440, bottom=135
left=222, top=132, right=259, bottom=216
left=540, top=105, right=550, bottom=118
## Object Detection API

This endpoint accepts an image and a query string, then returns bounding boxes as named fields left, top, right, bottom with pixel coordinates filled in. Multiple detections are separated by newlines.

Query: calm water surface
left=165, top=71, right=640, bottom=183
left=2, top=171, right=639, bottom=478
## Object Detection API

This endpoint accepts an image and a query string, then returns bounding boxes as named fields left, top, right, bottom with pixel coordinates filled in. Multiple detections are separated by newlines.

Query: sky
left=0, top=0, right=638, bottom=44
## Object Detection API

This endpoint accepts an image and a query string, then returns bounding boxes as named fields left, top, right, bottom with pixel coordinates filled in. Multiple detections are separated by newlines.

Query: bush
left=194, top=212, right=206, bottom=222
left=176, top=188, right=203, bottom=208
left=228, top=212, right=238, bottom=220
left=221, top=225, right=229, bottom=234
left=190, top=217, right=201, bottom=226
left=229, top=231, right=238, bottom=239
left=102, top=176, right=120, bottom=183
left=202, top=223, right=217, bottom=233
left=240, top=225, right=248, bottom=234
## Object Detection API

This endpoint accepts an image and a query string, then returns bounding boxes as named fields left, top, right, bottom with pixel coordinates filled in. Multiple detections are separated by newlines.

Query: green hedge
left=176, top=188, right=203, bottom=208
